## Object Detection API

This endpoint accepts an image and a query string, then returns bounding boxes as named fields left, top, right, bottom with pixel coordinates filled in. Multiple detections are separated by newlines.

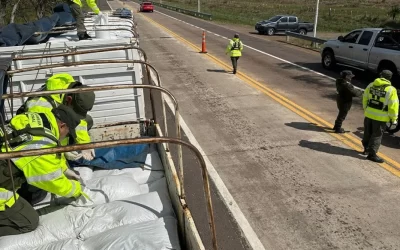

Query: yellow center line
left=138, top=12, right=400, bottom=177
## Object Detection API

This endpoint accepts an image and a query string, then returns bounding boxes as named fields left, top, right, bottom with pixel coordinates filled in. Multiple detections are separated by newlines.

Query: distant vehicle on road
left=321, top=28, right=400, bottom=83
left=255, top=15, right=314, bottom=36
left=140, top=1, right=154, bottom=12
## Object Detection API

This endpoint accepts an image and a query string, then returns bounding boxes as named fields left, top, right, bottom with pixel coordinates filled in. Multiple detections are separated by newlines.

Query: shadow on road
left=207, top=69, right=228, bottom=73
left=285, top=122, right=332, bottom=132
left=275, top=62, right=377, bottom=89
left=299, top=140, right=365, bottom=159
left=353, top=127, right=400, bottom=150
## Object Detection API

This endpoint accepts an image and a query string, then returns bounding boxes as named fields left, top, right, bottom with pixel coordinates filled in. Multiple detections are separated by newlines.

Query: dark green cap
left=340, top=70, right=355, bottom=78
left=380, top=70, right=393, bottom=80
left=52, top=104, right=81, bottom=140
left=68, top=83, right=95, bottom=119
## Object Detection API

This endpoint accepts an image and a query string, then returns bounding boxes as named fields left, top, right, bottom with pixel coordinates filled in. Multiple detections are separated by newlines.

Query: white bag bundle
left=81, top=216, right=181, bottom=250
left=0, top=206, right=92, bottom=250
left=77, top=190, right=174, bottom=239
left=139, top=176, right=169, bottom=195
left=83, top=173, right=142, bottom=205
left=92, top=167, right=165, bottom=185
left=73, top=166, right=94, bottom=181
left=34, top=238, right=82, bottom=250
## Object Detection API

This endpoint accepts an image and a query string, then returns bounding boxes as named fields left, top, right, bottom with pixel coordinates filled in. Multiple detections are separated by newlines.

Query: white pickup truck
left=321, top=28, right=400, bottom=83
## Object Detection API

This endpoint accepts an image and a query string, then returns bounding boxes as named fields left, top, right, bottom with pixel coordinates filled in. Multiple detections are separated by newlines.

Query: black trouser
left=0, top=197, right=39, bottom=237
left=17, top=182, right=48, bottom=206
left=231, top=57, right=239, bottom=72
left=334, top=97, right=352, bottom=129
left=68, top=1, right=86, bottom=35
left=362, top=117, right=387, bottom=154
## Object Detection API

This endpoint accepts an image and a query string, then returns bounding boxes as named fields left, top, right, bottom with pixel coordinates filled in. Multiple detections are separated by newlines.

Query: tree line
left=0, top=0, right=60, bottom=26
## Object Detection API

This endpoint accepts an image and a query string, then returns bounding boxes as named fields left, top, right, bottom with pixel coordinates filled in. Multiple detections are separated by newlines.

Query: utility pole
left=313, top=0, right=320, bottom=37
left=198, top=0, right=200, bottom=12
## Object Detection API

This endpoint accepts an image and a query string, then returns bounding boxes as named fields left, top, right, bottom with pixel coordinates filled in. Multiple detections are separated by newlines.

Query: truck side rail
left=0, top=135, right=218, bottom=250
left=0, top=84, right=216, bottom=248
left=6, top=59, right=166, bottom=135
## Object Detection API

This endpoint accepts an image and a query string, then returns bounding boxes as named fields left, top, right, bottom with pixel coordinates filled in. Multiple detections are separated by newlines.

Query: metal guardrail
left=285, top=31, right=327, bottom=45
left=151, top=2, right=212, bottom=20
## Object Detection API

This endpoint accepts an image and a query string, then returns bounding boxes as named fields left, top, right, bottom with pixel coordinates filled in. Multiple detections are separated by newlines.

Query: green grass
left=159, top=0, right=400, bottom=32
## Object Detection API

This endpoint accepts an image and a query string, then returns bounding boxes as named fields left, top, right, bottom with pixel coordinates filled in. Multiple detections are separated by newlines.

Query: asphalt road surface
left=106, top=1, right=400, bottom=249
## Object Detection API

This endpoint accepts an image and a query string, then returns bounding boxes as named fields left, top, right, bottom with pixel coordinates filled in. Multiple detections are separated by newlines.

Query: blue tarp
left=68, top=144, right=150, bottom=170
left=114, top=8, right=132, bottom=18
left=0, top=3, right=77, bottom=47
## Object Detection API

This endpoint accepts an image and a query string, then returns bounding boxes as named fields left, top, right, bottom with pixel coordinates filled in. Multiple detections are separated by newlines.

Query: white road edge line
left=106, top=0, right=113, bottom=11
left=164, top=97, right=267, bottom=250
left=152, top=6, right=366, bottom=91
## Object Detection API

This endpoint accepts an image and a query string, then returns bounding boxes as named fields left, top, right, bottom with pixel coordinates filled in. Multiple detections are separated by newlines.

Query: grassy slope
left=161, top=0, right=400, bottom=32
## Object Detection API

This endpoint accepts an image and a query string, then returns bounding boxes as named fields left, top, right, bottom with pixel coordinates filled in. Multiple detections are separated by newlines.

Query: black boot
left=78, top=32, right=92, bottom=41
left=233, top=69, right=237, bottom=74
left=367, top=153, right=384, bottom=163
left=334, top=127, right=345, bottom=133
left=83, top=32, right=92, bottom=39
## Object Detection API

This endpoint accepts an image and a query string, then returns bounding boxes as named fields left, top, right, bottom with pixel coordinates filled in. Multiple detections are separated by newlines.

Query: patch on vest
left=8, top=133, right=33, bottom=151
left=370, top=87, right=386, bottom=97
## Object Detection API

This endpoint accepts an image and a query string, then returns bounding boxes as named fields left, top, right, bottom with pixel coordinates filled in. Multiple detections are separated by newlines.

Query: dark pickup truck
left=255, top=15, right=314, bottom=36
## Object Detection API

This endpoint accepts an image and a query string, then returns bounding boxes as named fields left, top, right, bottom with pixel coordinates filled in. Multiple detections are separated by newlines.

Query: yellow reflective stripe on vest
left=383, top=87, right=395, bottom=106
left=26, top=168, right=63, bottom=183
left=0, top=189, right=18, bottom=211
left=76, top=125, right=86, bottom=131
left=26, top=99, right=53, bottom=109
left=65, top=181, right=77, bottom=198
left=11, top=137, right=56, bottom=163
left=365, top=109, right=390, bottom=118
left=0, top=190, right=14, bottom=200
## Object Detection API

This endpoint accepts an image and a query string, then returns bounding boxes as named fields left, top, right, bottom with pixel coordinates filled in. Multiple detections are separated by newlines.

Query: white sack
left=91, top=149, right=165, bottom=184
left=73, top=166, right=94, bottom=181
left=82, top=173, right=141, bottom=205
left=77, top=190, right=174, bottom=239
left=0, top=206, right=92, bottom=250
left=34, top=239, right=81, bottom=250
left=81, top=216, right=181, bottom=250
left=92, top=167, right=165, bottom=185
left=140, top=176, right=169, bottom=195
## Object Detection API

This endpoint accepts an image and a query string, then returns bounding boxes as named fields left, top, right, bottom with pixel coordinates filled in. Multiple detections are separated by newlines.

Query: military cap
left=380, top=70, right=393, bottom=80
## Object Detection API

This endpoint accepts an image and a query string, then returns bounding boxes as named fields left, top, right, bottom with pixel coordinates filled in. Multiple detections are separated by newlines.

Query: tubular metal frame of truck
left=0, top=10, right=218, bottom=249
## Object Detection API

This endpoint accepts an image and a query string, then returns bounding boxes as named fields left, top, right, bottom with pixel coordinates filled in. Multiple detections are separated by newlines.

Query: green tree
left=388, top=5, right=400, bottom=21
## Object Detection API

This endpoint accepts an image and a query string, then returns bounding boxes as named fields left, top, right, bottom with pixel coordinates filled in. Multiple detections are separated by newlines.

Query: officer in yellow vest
left=0, top=105, right=88, bottom=236
left=362, top=70, right=399, bottom=163
left=225, top=33, right=243, bottom=74
left=67, top=0, right=101, bottom=40
left=17, top=73, right=96, bottom=161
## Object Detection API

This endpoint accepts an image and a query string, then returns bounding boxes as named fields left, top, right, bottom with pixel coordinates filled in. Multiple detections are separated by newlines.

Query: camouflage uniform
left=333, top=70, right=363, bottom=133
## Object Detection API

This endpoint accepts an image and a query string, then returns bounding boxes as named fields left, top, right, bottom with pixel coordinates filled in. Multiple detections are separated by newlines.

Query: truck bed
left=0, top=145, right=181, bottom=250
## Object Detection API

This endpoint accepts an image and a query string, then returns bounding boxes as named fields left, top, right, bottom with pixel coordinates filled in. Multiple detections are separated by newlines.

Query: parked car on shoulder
left=140, top=1, right=154, bottom=12
left=255, top=15, right=314, bottom=36
left=321, top=28, right=400, bottom=84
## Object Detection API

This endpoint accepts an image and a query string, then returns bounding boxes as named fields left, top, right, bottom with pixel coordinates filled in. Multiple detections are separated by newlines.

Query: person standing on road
left=362, top=70, right=399, bottom=163
left=225, top=33, right=243, bottom=74
left=333, top=70, right=363, bottom=133
left=66, top=0, right=101, bottom=40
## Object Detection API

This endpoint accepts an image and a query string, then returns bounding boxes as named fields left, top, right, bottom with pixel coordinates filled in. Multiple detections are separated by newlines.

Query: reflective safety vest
left=0, top=112, right=82, bottom=211
left=363, top=78, right=399, bottom=122
left=71, top=0, right=100, bottom=14
left=226, top=38, right=243, bottom=57
left=17, top=74, right=91, bottom=145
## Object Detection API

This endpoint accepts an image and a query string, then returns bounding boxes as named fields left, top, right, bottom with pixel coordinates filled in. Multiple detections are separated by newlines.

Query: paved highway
left=107, top=1, right=400, bottom=249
